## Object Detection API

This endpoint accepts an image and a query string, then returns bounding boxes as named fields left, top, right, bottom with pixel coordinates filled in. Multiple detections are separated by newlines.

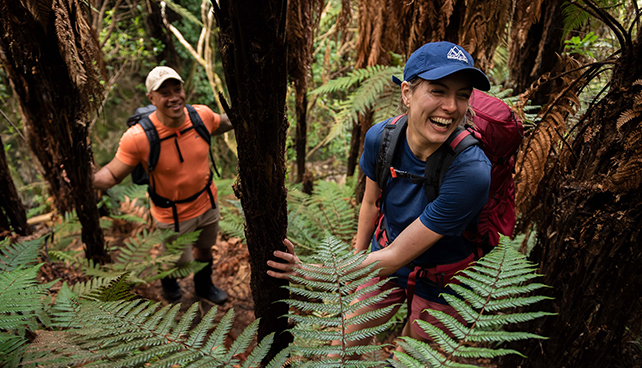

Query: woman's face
left=402, top=71, right=472, bottom=156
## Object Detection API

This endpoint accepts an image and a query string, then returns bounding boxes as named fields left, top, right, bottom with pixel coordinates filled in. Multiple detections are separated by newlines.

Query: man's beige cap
left=145, top=66, right=184, bottom=93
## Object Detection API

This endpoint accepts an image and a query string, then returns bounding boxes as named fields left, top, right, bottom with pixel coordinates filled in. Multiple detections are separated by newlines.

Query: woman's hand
left=266, top=239, right=301, bottom=281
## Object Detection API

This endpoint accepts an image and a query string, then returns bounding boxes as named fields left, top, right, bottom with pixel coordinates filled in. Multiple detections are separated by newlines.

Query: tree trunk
left=501, top=20, right=642, bottom=368
left=0, top=0, right=108, bottom=263
left=287, top=0, right=322, bottom=183
left=212, top=0, right=292, bottom=363
left=508, top=0, right=566, bottom=103
left=0, top=136, right=30, bottom=236
left=294, top=86, right=308, bottom=183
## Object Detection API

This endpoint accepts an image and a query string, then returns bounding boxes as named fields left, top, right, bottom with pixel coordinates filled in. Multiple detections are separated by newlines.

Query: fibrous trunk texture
left=0, top=0, right=107, bottom=262
left=213, top=0, right=293, bottom=363
left=287, top=0, right=323, bottom=184
left=502, top=24, right=642, bottom=368
left=508, top=0, right=566, bottom=103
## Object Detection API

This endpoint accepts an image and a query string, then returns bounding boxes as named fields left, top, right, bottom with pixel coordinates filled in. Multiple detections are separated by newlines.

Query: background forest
left=0, top=0, right=641, bottom=367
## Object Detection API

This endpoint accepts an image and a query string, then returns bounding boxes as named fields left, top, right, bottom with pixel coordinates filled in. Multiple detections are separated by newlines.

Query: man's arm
left=212, top=113, right=233, bottom=135
left=93, top=157, right=135, bottom=190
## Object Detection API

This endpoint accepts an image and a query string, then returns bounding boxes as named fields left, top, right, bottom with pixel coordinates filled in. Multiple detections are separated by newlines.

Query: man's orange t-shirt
left=115, top=105, right=220, bottom=224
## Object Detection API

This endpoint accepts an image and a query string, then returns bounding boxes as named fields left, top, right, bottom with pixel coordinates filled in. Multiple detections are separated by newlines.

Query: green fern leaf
left=395, top=240, right=554, bottom=366
left=0, top=238, right=43, bottom=272
left=282, top=236, right=391, bottom=366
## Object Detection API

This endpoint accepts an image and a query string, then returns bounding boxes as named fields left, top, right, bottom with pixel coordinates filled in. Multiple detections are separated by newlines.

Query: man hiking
left=93, top=66, right=233, bottom=305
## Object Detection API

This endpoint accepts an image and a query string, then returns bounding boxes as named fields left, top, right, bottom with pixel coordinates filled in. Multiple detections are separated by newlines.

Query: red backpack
left=374, top=89, right=524, bottom=256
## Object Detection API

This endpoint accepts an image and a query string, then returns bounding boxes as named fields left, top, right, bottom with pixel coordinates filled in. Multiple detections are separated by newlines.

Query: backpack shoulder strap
left=186, top=104, right=211, bottom=144
left=376, top=114, right=408, bottom=192
left=186, top=104, right=220, bottom=177
left=423, top=126, right=480, bottom=201
left=138, top=116, right=161, bottom=173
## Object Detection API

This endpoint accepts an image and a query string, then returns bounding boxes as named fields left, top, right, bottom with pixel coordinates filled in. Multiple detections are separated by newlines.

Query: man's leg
left=155, top=210, right=209, bottom=302
left=191, top=207, right=227, bottom=305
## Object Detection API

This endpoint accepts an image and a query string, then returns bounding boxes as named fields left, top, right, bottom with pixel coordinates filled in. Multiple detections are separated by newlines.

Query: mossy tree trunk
left=0, top=136, right=30, bottom=236
left=212, top=0, right=293, bottom=363
left=0, top=0, right=108, bottom=263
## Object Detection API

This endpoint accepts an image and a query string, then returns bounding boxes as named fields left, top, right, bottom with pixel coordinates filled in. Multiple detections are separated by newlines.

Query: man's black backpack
left=126, top=104, right=219, bottom=231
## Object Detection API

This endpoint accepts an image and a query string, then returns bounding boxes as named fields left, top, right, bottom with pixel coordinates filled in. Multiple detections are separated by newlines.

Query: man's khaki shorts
left=155, top=206, right=220, bottom=263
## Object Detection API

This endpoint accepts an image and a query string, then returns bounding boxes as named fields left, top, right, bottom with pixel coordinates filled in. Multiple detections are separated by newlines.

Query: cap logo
left=158, top=70, right=169, bottom=77
left=447, top=46, right=469, bottom=63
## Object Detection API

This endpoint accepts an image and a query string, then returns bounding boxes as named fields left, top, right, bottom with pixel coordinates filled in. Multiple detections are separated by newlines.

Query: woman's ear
left=401, top=81, right=411, bottom=108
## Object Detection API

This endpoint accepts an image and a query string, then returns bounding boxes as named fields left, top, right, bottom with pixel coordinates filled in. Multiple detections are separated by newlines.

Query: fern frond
left=0, top=264, right=55, bottom=364
left=311, top=65, right=394, bottom=95
left=164, top=229, right=202, bottom=255
left=157, top=260, right=207, bottom=280
left=108, top=213, right=148, bottom=224
left=0, top=237, right=43, bottom=272
left=156, top=0, right=204, bottom=28
left=38, top=299, right=268, bottom=367
left=396, top=239, right=554, bottom=366
left=283, top=236, right=391, bottom=366
left=219, top=199, right=247, bottom=242
left=83, top=273, right=136, bottom=302
left=287, top=182, right=358, bottom=253
left=112, top=229, right=165, bottom=264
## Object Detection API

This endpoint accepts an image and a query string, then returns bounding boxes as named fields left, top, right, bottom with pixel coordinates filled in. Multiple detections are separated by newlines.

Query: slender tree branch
left=0, top=107, right=26, bottom=143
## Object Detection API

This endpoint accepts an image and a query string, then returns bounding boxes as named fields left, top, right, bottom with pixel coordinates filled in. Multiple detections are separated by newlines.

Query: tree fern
left=0, top=237, right=43, bottom=271
left=220, top=181, right=358, bottom=255
left=282, top=235, right=394, bottom=367
left=28, top=298, right=285, bottom=368
left=287, top=181, right=358, bottom=251
left=0, top=264, right=56, bottom=368
left=391, top=240, right=555, bottom=367
left=309, top=64, right=403, bottom=150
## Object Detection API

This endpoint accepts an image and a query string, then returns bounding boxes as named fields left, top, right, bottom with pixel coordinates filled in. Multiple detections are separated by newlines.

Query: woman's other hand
left=267, top=239, right=301, bottom=280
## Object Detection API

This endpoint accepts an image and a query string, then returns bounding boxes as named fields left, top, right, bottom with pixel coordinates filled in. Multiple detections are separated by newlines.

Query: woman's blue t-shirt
left=360, top=118, right=491, bottom=302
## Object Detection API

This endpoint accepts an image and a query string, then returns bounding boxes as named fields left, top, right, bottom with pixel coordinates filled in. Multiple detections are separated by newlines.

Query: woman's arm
left=267, top=219, right=443, bottom=280
left=354, top=177, right=381, bottom=252
left=362, top=218, right=443, bottom=277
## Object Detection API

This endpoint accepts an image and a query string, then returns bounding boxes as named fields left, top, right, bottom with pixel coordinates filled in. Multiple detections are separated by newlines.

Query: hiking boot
left=161, top=277, right=182, bottom=302
left=194, top=260, right=228, bottom=305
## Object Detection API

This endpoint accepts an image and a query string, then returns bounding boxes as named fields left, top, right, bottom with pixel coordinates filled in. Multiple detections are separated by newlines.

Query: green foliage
left=564, top=31, right=599, bottom=58
left=0, top=237, right=43, bottom=272
left=282, top=235, right=393, bottom=367
left=391, top=239, right=555, bottom=367
left=310, top=64, right=403, bottom=147
left=27, top=299, right=286, bottom=368
left=0, top=264, right=57, bottom=368
left=287, top=180, right=358, bottom=253
left=219, top=180, right=358, bottom=255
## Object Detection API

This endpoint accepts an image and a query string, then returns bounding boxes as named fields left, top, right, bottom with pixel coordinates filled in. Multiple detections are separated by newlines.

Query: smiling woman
left=268, top=41, right=492, bottom=359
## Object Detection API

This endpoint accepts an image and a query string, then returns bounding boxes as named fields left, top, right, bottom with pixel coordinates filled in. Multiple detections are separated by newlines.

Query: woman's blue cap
left=392, top=41, right=490, bottom=91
